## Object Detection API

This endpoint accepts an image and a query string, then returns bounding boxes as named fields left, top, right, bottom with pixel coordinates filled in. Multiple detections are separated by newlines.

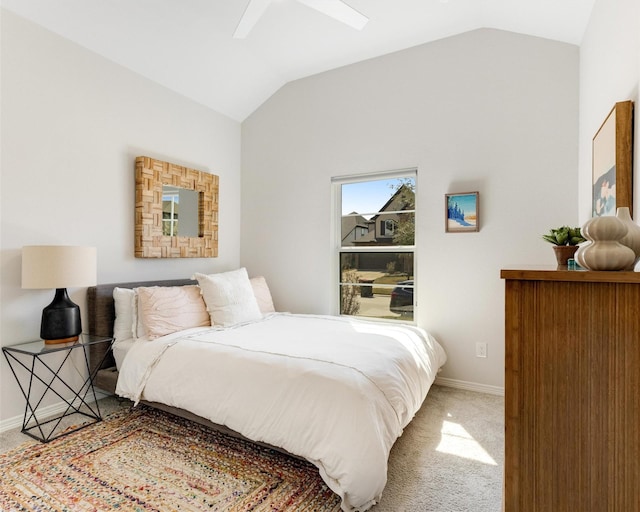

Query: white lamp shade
left=22, top=246, right=97, bottom=289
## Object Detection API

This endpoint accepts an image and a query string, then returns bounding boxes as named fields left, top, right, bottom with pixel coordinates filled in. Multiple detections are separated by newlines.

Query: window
left=333, top=169, right=416, bottom=322
left=381, top=219, right=397, bottom=237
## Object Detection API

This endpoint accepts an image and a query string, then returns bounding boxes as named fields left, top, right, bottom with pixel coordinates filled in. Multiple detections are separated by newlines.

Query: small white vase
left=616, top=207, right=640, bottom=270
left=575, top=216, right=635, bottom=271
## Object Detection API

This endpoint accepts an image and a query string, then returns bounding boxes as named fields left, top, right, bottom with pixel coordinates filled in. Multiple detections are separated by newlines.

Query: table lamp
left=22, top=246, right=97, bottom=344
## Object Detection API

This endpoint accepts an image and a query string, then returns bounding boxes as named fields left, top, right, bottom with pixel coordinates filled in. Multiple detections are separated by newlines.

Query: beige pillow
left=137, top=285, right=210, bottom=340
left=113, top=287, right=136, bottom=343
left=193, top=268, right=262, bottom=327
left=250, top=276, right=276, bottom=314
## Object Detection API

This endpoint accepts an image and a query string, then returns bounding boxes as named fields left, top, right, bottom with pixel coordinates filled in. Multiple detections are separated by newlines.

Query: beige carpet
left=378, top=385, right=504, bottom=511
left=0, top=385, right=504, bottom=511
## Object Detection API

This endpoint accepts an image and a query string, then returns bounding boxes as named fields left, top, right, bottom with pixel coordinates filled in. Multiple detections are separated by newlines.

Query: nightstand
left=2, top=334, right=114, bottom=443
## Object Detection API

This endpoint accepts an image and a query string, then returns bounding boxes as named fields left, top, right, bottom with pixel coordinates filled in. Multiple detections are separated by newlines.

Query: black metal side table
left=2, top=334, right=114, bottom=443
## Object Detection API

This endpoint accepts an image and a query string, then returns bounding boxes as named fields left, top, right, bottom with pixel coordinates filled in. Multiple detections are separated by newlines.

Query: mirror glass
left=162, top=185, right=199, bottom=237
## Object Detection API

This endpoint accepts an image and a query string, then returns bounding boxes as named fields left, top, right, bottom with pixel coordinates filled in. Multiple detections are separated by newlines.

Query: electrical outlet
left=476, top=342, right=487, bottom=358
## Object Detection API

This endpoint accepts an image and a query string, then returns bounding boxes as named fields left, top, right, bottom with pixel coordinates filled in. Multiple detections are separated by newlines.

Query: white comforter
left=116, top=313, right=446, bottom=512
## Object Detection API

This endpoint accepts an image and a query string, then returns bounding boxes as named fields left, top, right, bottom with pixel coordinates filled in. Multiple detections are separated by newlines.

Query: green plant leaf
left=542, top=226, right=585, bottom=245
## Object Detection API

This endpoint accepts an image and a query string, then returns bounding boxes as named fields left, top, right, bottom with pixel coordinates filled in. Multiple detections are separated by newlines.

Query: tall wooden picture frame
left=592, top=101, right=634, bottom=217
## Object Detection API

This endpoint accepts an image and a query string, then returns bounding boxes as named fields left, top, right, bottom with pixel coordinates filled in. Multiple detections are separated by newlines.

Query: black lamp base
left=41, top=288, right=82, bottom=344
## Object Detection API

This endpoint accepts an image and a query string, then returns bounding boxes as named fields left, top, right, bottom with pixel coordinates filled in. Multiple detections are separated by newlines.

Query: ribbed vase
left=615, top=207, right=640, bottom=270
left=575, top=216, right=635, bottom=271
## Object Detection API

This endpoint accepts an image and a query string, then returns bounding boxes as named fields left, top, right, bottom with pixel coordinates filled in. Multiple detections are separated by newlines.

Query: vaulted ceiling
left=1, top=0, right=595, bottom=121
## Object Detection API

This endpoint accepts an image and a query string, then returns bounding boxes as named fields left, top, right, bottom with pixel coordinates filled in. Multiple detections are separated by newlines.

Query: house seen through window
left=334, top=170, right=416, bottom=322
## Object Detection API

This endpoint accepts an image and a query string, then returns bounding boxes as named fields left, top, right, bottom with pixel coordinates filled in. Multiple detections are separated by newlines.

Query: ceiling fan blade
left=296, top=0, right=368, bottom=31
left=234, top=0, right=273, bottom=39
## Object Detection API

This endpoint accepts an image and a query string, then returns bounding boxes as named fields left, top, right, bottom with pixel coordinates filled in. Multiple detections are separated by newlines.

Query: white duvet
left=116, top=313, right=446, bottom=512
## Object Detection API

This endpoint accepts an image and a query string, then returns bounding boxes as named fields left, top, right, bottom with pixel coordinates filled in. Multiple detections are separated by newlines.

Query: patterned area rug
left=0, top=405, right=342, bottom=511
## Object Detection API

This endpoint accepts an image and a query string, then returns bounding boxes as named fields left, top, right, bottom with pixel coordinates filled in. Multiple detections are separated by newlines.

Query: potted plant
left=542, top=226, right=586, bottom=267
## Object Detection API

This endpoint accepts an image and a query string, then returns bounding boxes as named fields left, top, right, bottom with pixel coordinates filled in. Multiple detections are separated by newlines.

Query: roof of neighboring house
left=341, top=212, right=369, bottom=242
left=369, top=185, right=414, bottom=221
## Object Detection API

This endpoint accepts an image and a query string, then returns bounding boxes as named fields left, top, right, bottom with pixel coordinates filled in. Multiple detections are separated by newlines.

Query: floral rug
left=0, top=405, right=342, bottom=511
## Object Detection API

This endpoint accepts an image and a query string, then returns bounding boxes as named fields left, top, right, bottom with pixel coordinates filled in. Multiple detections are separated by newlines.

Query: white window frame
left=330, top=168, right=417, bottom=322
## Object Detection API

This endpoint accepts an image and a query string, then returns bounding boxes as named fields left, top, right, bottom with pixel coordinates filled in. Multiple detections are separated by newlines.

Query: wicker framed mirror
left=135, top=156, right=219, bottom=258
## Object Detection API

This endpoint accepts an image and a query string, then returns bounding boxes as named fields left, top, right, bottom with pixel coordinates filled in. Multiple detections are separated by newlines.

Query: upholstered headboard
left=87, top=278, right=196, bottom=391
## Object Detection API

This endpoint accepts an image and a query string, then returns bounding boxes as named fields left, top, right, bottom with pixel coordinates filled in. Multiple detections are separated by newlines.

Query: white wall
left=241, top=29, right=579, bottom=390
left=0, top=10, right=241, bottom=423
left=579, top=0, right=639, bottom=223
left=0, top=14, right=595, bottom=425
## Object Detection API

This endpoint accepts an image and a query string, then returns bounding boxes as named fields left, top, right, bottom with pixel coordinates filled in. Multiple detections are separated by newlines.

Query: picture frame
left=592, top=100, right=634, bottom=217
left=445, top=192, right=479, bottom=233
left=135, top=156, right=219, bottom=258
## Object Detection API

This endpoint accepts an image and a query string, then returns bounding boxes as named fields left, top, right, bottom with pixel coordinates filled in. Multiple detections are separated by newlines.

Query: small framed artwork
left=592, top=100, right=634, bottom=216
left=445, top=192, right=479, bottom=233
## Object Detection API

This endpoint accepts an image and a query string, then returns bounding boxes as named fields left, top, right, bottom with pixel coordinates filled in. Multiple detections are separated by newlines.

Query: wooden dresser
left=501, top=268, right=640, bottom=511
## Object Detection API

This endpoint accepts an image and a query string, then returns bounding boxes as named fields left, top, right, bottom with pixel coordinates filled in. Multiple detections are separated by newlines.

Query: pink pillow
left=250, top=276, right=276, bottom=314
left=137, top=285, right=210, bottom=340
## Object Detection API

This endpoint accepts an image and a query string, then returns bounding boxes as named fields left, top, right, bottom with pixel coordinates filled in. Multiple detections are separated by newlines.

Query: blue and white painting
left=446, top=193, right=478, bottom=232
left=592, top=165, right=616, bottom=216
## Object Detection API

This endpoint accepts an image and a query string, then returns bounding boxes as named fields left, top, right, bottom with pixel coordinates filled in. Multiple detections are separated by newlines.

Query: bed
left=87, top=273, right=446, bottom=512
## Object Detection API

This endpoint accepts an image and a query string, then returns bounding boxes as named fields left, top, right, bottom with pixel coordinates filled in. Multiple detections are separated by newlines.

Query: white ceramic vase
left=615, top=207, right=640, bottom=270
left=575, top=215, right=635, bottom=271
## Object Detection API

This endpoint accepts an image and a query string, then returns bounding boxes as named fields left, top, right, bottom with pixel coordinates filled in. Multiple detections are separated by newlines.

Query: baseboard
left=435, top=376, right=504, bottom=396
left=2, top=382, right=502, bottom=432
left=0, top=390, right=110, bottom=434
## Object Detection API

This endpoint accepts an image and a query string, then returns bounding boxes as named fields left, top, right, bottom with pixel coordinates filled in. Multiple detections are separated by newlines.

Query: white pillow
left=134, top=289, right=147, bottom=339
left=250, top=276, right=276, bottom=314
left=193, top=268, right=262, bottom=326
left=113, top=287, right=137, bottom=344
left=137, top=285, right=210, bottom=340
